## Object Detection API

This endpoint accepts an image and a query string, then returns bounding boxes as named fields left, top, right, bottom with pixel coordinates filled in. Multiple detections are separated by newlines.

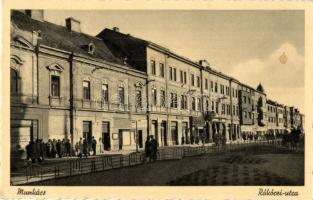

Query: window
left=197, top=76, right=200, bottom=87
left=184, top=72, right=187, bottom=84
left=197, top=98, right=201, bottom=111
left=101, top=84, right=108, bottom=102
left=181, top=95, right=188, bottom=110
left=152, top=88, right=157, bottom=106
left=180, top=70, right=184, bottom=83
left=191, top=74, right=195, bottom=86
left=191, top=97, right=196, bottom=111
left=244, top=111, right=247, bottom=118
left=249, top=112, right=251, bottom=119
left=51, top=75, right=60, bottom=97
left=136, top=90, right=142, bottom=108
left=118, top=87, right=124, bottom=104
left=11, top=68, right=18, bottom=94
left=210, top=81, right=214, bottom=92
left=205, top=79, right=208, bottom=90
left=88, top=43, right=95, bottom=54
left=248, top=97, right=251, bottom=104
left=232, top=88, right=235, bottom=97
left=211, top=100, right=214, bottom=111
left=151, top=60, right=156, bottom=75
left=215, top=82, right=218, bottom=92
left=243, top=96, right=246, bottom=103
left=215, top=101, right=219, bottom=113
left=160, top=90, right=166, bottom=107
left=169, top=67, right=173, bottom=80
left=83, top=80, right=90, bottom=100
left=222, top=104, right=225, bottom=115
left=83, top=121, right=92, bottom=143
left=206, top=99, right=209, bottom=111
left=170, top=93, right=177, bottom=108
left=173, top=68, right=177, bottom=81
left=159, top=63, right=164, bottom=77
left=233, top=105, right=236, bottom=115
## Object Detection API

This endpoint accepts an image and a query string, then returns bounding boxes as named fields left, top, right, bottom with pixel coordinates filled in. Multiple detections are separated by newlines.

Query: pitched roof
left=11, top=10, right=124, bottom=65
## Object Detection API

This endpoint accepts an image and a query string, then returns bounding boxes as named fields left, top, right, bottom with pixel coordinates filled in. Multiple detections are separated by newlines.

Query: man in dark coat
left=82, top=139, right=88, bottom=158
left=26, top=141, right=32, bottom=161
left=91, top=136, right=97, bottom=156
left=144, top=136, right=151, bottom=162
left=65, top=139, right=71, bottom=157
left=56, top=139, right=62, bottom=158
left=149, top=135, right=158, bottom=162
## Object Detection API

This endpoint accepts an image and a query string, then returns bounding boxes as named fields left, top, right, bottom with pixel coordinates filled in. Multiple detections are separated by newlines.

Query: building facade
left=10, top=10, right=305, bottom=156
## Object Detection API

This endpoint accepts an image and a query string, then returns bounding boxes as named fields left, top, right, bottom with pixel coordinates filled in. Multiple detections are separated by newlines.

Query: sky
left=44, top=10, right=304, bottom=111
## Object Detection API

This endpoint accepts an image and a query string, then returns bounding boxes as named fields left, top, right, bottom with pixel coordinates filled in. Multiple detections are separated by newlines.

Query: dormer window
left=88, top=43, right=95, bottom=55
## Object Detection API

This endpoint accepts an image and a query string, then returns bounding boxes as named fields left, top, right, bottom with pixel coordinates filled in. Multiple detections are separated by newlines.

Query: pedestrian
left=56, top=139, right=62, bottom=158
left=78, top=137, right=83, bottom=158
left=26, top=141, right=32, bottom=161
left=61, top=139, right=66, bottom=157
left=31, top=140, right=38, bottom=164
left=190, top=134, right=195, bottom=145
left=91, top=136, right=97, bottom=156
left=46, top=139, right=52, bottom=158
left=65, top=139, right=71, bottom=157
left=39, top=139, right=45, bottom=161
left=150, top=135, right=158, bottom=162
left=35, top=139, right=42, bottom=162
left=52, top=139, right=57, bottom=158
left=144, top=136, right=151, bottom=162
left=82, top=139, right=88, bottom=158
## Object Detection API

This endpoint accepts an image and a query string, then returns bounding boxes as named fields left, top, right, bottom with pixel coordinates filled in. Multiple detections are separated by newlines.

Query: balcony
left=74, top=99, right=130, bottom=112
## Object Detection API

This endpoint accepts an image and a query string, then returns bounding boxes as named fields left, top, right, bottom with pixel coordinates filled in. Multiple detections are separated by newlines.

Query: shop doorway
left=102, top=121, right=110, bottom=150
left=83, top=121, right=92, bottom=145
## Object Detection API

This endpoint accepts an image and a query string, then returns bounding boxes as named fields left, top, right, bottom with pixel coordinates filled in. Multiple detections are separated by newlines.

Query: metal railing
left=20, top=139, right=301, bottom=184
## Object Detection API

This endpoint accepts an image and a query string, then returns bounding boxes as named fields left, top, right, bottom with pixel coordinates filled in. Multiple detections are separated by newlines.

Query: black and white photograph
left=5, top=4, right=310, bottom=197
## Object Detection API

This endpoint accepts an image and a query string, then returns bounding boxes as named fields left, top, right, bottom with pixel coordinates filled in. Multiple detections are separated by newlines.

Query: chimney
left=199, top=59, right=210, bottom=68
left=113, top=27, right=119, bottom=32
left=66, top=17, right=81, bottom=32
left=25, top=10, right=44, bottom=22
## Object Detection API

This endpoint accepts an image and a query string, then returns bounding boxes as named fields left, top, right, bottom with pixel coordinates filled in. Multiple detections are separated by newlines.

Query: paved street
left=23, top=145, right=303, bottom=186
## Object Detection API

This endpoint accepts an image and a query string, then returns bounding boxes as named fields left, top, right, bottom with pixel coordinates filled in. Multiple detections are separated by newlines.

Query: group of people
left=144, top=135, right=158, bottom=162
left=25, top=138, right=72, bottom=163
left=25, top=136, right=99, bottom=163
left=74, top=136, right=97, bottom=158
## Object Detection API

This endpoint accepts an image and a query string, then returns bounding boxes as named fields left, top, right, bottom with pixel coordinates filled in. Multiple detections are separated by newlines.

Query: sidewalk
left=11, top=140, right=294, bottom=185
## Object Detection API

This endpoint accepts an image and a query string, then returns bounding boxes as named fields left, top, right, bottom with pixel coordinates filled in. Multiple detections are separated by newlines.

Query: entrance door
left=118, top=130, right=123, bottom=150
left=171, top=121, right=178, bottom=145
left=102, top=122, right=110, bottom=150
left=83, top=121, right=92, bottom=145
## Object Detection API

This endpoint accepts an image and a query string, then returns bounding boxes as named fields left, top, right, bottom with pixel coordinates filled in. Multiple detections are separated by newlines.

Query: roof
left=11, top=10, right=124, bottom=66
left=256, top=83, right=265, bottom=93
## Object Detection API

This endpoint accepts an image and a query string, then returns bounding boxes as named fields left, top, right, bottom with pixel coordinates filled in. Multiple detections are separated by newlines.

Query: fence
left=20, top=139, right=300, bottom=184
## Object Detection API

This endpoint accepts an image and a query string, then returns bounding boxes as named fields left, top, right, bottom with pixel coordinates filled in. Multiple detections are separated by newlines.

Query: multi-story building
left=10, top=10, right=305, bottom=157
left=11, top=10, right=148, bottom=154
left=276, top=104, right=285, bottom=134
left=284, top=105, right=292, bottom=132
left=239, top=84, right=255, bottom=138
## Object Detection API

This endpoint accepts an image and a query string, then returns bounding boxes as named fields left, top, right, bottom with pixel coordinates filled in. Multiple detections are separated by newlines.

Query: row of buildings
left=10, top=10, right=305, bottom=153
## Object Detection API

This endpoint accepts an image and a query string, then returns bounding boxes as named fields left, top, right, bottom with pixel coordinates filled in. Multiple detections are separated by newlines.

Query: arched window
left=10, top=68, right=18, bottom=94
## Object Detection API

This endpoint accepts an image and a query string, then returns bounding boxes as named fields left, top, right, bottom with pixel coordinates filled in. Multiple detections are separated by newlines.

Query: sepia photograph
left=8, top=9, right=306, bottom=187
left=2, top=1, right=313, bottom=198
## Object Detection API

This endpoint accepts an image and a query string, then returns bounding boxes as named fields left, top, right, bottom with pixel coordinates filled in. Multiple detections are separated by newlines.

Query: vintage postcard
left=1, top=0, right=313, bottom=199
